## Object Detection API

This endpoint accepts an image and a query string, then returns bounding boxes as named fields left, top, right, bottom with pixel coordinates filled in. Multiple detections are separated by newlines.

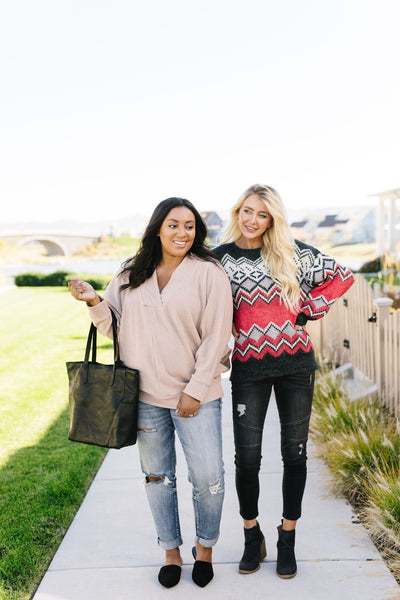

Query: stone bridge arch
left=19, top=236, right=69, bottom=256
left=1, top=233, right=100, bottom=256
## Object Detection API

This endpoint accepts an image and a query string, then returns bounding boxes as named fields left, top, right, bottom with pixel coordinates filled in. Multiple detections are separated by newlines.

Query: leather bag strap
left=83, top=308, right=121, bottom=385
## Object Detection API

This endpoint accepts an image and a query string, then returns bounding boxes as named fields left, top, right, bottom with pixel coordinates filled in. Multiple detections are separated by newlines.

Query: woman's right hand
left=68, top=278, right=100, bottom=305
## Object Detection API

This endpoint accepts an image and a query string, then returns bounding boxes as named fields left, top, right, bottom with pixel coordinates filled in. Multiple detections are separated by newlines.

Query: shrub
left=42, top=271, right=72, bottom=286
left=311, top=368, right=400, bottom=581
left=358, top=256, right=384, bottom=273
left=15, top=271, right=72, bottom=287
left=13, top=271, right=111, bottom=290
left=14, top=272, right=46, bottom=286
left=312, top=373, right=400, bottom=502
left=73, top=273, right=112, bottom=290
left=361, top=470, right=400, bottom=580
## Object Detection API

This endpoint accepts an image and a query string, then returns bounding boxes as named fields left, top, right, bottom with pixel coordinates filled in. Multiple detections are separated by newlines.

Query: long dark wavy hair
left=119, top=197, right=218, bottom=290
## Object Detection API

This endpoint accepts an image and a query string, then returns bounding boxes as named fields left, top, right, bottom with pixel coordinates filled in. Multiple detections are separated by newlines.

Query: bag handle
left=83, top=308, right=121, bottom=385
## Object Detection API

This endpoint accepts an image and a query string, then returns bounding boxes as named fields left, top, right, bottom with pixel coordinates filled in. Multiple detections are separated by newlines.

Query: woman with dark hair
left=69, top=198, right=233, bottom=589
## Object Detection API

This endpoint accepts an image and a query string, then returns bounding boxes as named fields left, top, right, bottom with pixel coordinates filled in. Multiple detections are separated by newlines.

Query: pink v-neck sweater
left=88, top=255, right=233, bottom=409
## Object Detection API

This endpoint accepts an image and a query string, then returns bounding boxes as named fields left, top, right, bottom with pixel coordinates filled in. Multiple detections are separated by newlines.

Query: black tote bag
left=66, top=309, right=139, bottom=449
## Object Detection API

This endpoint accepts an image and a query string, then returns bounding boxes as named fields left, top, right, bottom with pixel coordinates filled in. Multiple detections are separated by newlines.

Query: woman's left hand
left=176, top=392, right=200, bottom=418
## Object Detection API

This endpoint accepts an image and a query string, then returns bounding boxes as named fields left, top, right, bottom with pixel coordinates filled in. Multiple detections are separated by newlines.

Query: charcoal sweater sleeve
left=295, top=240, right=354, bottom=322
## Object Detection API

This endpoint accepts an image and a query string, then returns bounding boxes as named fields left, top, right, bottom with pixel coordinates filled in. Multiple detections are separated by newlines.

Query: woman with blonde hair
left=213, top=184, right=354, bottom=579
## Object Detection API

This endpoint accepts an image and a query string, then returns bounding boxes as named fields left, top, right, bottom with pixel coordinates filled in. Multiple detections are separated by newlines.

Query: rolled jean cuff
left=195, top=533, right=219, bottom=548
left=157, top=535, right=183, bottom=550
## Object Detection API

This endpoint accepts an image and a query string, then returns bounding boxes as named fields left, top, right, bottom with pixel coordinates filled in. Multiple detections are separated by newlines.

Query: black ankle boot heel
left=276, top=524, right=297, bottom=578
left=238, top=522, right=267, bottom=574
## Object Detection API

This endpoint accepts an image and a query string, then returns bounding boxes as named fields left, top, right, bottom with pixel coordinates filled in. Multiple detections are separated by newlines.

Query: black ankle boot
left=276, top=523, right=297, bottom=578
left=238, top=522, right=267, bottom=574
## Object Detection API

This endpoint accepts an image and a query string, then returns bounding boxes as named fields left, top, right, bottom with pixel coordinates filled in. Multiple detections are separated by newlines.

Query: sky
left=1, top=0, right=400, bottom=225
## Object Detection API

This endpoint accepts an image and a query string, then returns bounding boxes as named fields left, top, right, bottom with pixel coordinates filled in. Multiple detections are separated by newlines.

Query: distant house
left=290, top=208, right=377, bottom=246
left=314, top=214, right=349, bottom=243
left=290, top=219, right=309, bottom=241
left=201, top=211, right=223, bottom=246
left=342, top=208, right=376, bottom=243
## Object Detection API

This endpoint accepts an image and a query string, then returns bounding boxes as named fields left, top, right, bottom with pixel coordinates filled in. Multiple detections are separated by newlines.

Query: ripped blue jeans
left=232, top=371, right=314, bottom=521
left=137, top=399, right=224, bottom=550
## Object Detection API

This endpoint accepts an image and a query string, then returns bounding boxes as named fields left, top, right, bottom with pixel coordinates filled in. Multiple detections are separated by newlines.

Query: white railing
left=384, top=309, right=400, bottom=415
left=307, top=274, right=399, bottom=416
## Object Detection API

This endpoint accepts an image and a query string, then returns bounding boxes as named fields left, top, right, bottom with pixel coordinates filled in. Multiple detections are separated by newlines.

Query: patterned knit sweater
left=213, top=240, right=354, bottom=382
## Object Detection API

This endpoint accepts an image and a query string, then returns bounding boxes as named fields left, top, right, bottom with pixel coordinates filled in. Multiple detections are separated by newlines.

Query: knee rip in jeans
left=209, top=476, right=224, bottom=495
left=236, top=403, right=246, bottom=417
left=283, top=441, right=307, bottom=463
left=138, top=427, right=157, bottom=433
left=144, top=474, right=173, bottom=486
left=194, top=476, right=224, bottom=496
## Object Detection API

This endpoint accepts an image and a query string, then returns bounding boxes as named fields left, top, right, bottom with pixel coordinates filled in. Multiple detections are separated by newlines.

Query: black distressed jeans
left=232, top=371, right=315, bottom=521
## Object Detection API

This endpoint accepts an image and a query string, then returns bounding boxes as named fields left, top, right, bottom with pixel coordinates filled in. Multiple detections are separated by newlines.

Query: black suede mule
left=191, top=546, right=214, bottom=587
left=192, top=560, right=214, bottom=587
left=158, top=564, right=182, bottom=588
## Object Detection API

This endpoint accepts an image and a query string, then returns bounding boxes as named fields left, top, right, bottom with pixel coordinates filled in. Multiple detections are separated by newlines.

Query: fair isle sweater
left=213, top=240, right=354, bottom=382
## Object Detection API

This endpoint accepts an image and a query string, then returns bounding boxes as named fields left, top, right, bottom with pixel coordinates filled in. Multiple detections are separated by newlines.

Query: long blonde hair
left=221, top=184, right=300, bottom=312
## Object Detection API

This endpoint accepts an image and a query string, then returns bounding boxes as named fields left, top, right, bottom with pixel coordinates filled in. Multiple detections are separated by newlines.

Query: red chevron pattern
left=213, top=241, right=354, bottom=380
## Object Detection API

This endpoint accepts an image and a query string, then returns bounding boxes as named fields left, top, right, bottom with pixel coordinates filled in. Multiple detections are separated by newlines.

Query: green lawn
left=0, top=287, right=109, bottom=600
left=319, top=242, right=377, bottom=264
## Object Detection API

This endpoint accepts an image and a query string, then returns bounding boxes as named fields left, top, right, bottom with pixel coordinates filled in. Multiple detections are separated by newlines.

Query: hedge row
left=14, top=271, right=111, bottom=290
left=358, top=256, right=384, bottom=273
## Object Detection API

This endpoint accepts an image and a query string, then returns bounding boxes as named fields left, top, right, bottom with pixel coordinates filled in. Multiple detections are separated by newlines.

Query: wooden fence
left=307, top=274, right=400, bottom=416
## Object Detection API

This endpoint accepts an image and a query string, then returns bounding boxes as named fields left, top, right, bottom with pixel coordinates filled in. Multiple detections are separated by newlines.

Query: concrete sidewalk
left=33, top=378, right=399, bottom=600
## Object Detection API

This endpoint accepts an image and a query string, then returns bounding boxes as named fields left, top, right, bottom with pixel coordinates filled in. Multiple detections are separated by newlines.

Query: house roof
left=317, top=214, right=349, bottom=227
left=291, top=219, right=308, bottom=228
